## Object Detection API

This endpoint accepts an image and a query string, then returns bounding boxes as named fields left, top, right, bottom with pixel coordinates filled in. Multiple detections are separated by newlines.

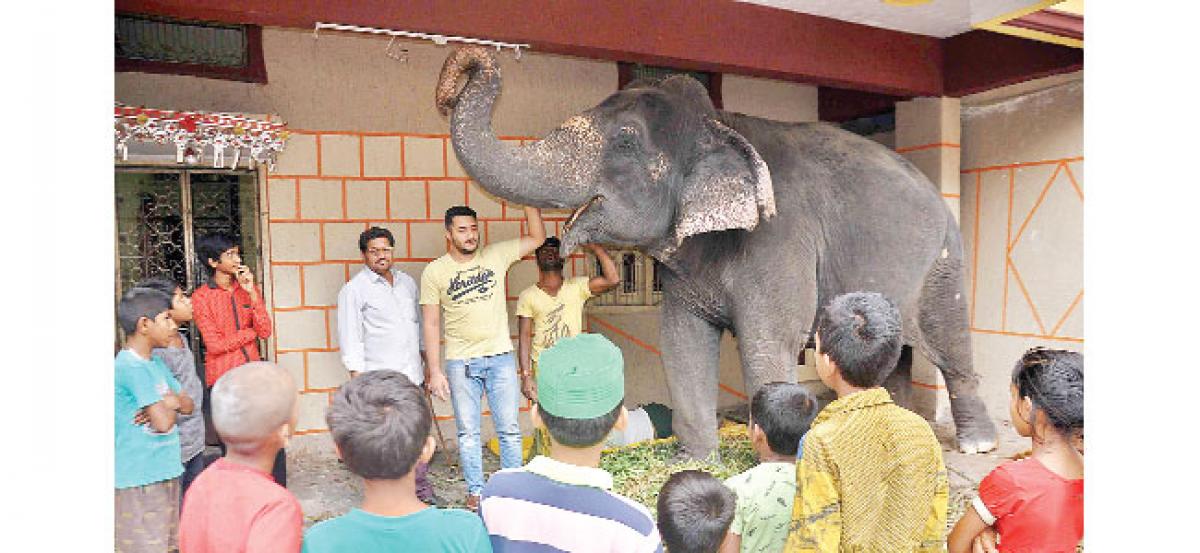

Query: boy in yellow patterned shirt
left=785, top=292, right=949, bottom=552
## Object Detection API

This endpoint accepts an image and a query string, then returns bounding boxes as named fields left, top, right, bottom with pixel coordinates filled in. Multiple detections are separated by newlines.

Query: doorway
left=115, top=168, right=263, bottom=442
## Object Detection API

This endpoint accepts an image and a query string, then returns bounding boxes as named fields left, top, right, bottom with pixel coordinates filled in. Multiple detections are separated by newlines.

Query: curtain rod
left=313, top=22, right=528, bottom=59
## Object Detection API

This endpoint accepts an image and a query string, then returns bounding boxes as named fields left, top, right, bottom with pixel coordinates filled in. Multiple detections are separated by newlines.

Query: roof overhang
left=115, top=0, right=1082, bottom=120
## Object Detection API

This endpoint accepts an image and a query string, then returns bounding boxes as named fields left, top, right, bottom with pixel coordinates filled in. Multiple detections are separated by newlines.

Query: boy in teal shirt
left=303, top=370, right=491, bottom=553
left=115, top=287, right=196, bottom=552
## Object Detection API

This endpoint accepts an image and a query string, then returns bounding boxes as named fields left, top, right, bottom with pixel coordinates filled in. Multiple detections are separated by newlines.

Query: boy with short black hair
left=191, top=232, right=283, bottom=486
left=721, top=383, right=817, bottom=553
left=179, top=362, right=303, bottom=553
left=191, top=232, right=272, bottom=387
left=303, top=371, right=490, bottom=552
left=785, top=292, right=949, bottom=552
left=658, top=470, right=737, bottom=553
left=480, top=334, right=662, bottom=552
left=138, top=276, right=208, bottom=496
left=115, top=287, right=195, bottom=553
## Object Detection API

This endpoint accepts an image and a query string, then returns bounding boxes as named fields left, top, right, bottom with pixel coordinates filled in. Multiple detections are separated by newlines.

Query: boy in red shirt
left=179, top=361, right=302, bottom=553
left=191, top=233, right=272, bottom=387
left=191, top=233, right=284, bottom=484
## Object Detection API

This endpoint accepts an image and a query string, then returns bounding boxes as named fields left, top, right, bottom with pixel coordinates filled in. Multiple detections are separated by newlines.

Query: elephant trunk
left=436, top=46, right=598, bottom=210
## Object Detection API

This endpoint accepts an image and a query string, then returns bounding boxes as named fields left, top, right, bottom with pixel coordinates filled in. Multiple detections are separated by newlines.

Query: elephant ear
left=673, top=118, right=776, bottom=246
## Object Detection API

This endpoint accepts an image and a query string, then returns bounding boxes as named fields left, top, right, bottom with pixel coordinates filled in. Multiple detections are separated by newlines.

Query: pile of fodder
left=601, top=422, right=757, bottom=514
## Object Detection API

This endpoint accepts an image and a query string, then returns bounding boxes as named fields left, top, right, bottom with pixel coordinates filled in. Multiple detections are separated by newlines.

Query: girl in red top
left=948, top=348, right=1084, bottom=553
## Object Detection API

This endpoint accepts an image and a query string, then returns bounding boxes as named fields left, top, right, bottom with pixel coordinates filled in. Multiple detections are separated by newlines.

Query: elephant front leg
left=660, top=293, right=724, bottom=460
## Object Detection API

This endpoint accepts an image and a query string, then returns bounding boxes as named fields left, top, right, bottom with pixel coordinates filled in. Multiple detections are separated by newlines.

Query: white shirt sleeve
left=971, top=494, right=997, bottom=526
left=410, top=276, right=425, bottom=352
left=337, top=282, right=366, bottom=374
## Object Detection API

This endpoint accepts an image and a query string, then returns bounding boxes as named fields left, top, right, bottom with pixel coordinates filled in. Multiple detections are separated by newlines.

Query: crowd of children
left=116, top=282, right=1083, bottom=552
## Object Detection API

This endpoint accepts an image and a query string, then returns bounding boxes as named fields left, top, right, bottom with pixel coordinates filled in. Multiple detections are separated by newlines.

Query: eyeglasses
left=366, top=248, right=395, bottom=257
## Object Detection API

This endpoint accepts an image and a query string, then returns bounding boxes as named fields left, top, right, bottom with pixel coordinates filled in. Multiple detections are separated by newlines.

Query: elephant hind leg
left=916, top=255, right=998, bottom=454
left=882, top=345, right=914, bottom=411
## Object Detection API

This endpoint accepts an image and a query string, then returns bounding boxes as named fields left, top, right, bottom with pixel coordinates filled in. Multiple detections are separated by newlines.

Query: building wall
left=959, top=72, right=1084, bottom=431
left=114, top=25, right=1081, bottom=447
left=116, top=27, right=819, bottom=440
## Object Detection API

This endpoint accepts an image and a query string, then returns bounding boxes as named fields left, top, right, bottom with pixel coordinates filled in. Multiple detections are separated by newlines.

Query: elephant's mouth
left=563, top=195, right=602, bottom=234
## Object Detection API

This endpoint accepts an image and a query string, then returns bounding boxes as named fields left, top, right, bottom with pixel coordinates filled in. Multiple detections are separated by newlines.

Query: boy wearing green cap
left=479, top=334, right=663, bottom=553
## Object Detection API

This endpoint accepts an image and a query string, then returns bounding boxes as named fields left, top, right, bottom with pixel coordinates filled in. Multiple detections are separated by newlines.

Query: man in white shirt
left=337, top=226, right=434, bottom=502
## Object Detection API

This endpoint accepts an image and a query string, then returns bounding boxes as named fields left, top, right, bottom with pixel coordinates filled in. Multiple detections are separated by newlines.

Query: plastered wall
left=959, top=72, right=1084, bottom=429
left=266, top=130, right=590, bottom=438
left=116, top=26, right=819, bottom=441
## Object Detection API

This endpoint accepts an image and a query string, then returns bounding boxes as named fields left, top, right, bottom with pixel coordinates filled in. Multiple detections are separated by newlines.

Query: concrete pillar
left=894, top=97, right=961, bottom=423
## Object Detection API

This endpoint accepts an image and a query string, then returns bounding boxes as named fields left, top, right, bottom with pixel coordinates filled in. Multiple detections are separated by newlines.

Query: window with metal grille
left=590, top=249, right=661, bottom=307
left=116, top=13, right=267, bottom=83
left=115, top=168, right=263, bottom=367
left=617, top=62, right=722, bottom=109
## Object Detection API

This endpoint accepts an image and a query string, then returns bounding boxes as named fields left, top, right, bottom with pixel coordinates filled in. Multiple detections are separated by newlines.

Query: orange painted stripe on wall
left=910, top=381, right=946, bottom=391
left=961, top=156, right=1082, bottom=173
left=969, top=327, right=1083, bottom=343
left=895, top=142, right=961, bottom=154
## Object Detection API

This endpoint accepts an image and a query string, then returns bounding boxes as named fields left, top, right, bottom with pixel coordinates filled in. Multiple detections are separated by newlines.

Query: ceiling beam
left=115, top=0, right=946, bottom=97
left=117, top=0, right=1084, bottom=109
left=819, top=88, right=903, bottom=123
left=942, top=30, right=1083, bottom=97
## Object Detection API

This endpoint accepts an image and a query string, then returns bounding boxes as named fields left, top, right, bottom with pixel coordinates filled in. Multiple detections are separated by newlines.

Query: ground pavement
left=287, top=415, right=1029, bottom=529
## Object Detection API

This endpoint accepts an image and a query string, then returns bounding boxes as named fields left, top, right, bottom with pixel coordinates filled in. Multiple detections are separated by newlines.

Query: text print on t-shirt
left=538, top=303, right=571, bottom=350
left=448, top=266, right=497, bottom=303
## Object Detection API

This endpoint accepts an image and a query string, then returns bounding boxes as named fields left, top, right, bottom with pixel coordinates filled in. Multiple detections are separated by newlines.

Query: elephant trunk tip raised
left=435, top=45, right=499, bottom=115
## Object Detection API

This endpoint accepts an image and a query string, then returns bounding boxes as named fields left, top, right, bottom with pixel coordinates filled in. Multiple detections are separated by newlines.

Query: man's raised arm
left=517, top=206, right=546, bottom=258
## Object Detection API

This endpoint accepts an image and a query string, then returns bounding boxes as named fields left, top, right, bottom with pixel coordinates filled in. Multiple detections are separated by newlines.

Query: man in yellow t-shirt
left=419, top=204, right=545, bottom=511
left=515, top=237, right=619, bottom=401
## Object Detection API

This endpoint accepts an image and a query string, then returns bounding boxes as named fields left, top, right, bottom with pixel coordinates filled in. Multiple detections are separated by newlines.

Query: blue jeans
left=445, top=351, right=523, bottom=496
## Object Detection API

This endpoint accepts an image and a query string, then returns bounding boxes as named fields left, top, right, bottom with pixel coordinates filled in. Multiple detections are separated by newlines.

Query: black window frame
left=115, top=13, right=268, bottom=84
left=617, top=62, right=722, bottom=109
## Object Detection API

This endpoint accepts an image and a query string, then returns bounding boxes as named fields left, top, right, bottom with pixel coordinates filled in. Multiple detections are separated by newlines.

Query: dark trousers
left=218, top=443, right=287, bottom=487
left=415, top=462, right=433, bottom=502
left=180, top=452, right=211, bottom=498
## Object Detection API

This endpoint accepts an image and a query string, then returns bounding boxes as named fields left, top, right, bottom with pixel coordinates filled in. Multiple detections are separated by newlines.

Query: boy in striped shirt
left=480, top=334, right=663, bottom=553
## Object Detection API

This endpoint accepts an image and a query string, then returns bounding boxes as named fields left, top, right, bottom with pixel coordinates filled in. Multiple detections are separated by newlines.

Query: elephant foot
left=672, top=442, right=719, bottom=464
left=949, top=395, right=999, bottom=454
left=955, top=419, right=998, bottom=454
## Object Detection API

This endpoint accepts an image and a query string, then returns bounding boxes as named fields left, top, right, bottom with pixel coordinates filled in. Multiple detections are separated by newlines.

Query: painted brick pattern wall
left=959, top=77, right=1084, bottom=426
left=266, top=130, right=588, bottom=439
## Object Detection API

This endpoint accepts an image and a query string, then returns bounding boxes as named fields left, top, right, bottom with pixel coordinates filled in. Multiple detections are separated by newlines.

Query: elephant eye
left=614, top=126, right=639, bottom=151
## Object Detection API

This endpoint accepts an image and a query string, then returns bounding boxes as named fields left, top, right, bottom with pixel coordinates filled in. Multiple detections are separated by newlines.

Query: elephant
left=434, top=46, right=997, bottom=458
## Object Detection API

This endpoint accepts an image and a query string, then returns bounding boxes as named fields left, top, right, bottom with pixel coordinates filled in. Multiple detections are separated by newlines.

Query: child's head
left=135, top=276, right=193, bottom=324
left=533, top=334, right=627, bottom=450
left=211, top=361, right=297, bottom=457
left=117, top=287, right=177, bottom=347
left=1010, top=347, right=1083, bottom=442
left=750, top=382, right=819, bottom=459
left=814, top=292, right=902, bottom=389
left=656, top=470, right=736, bottom=553
left=326, top=371, right=434, bottom=481
left=196, top=232, right=241, bottom=276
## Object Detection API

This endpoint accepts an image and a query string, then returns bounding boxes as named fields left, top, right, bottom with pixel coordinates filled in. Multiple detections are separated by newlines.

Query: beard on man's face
left=452, top=237, right=478, bottom=254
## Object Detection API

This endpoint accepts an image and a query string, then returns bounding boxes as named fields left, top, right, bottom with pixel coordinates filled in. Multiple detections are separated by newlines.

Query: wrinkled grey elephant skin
left=435, top=46, right=997, bottom=458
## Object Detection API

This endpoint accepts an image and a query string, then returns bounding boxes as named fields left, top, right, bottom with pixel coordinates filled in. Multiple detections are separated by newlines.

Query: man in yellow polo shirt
left=515, top=237, right=619, bottom=402
left=420, top=204, right=545, bottom=511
